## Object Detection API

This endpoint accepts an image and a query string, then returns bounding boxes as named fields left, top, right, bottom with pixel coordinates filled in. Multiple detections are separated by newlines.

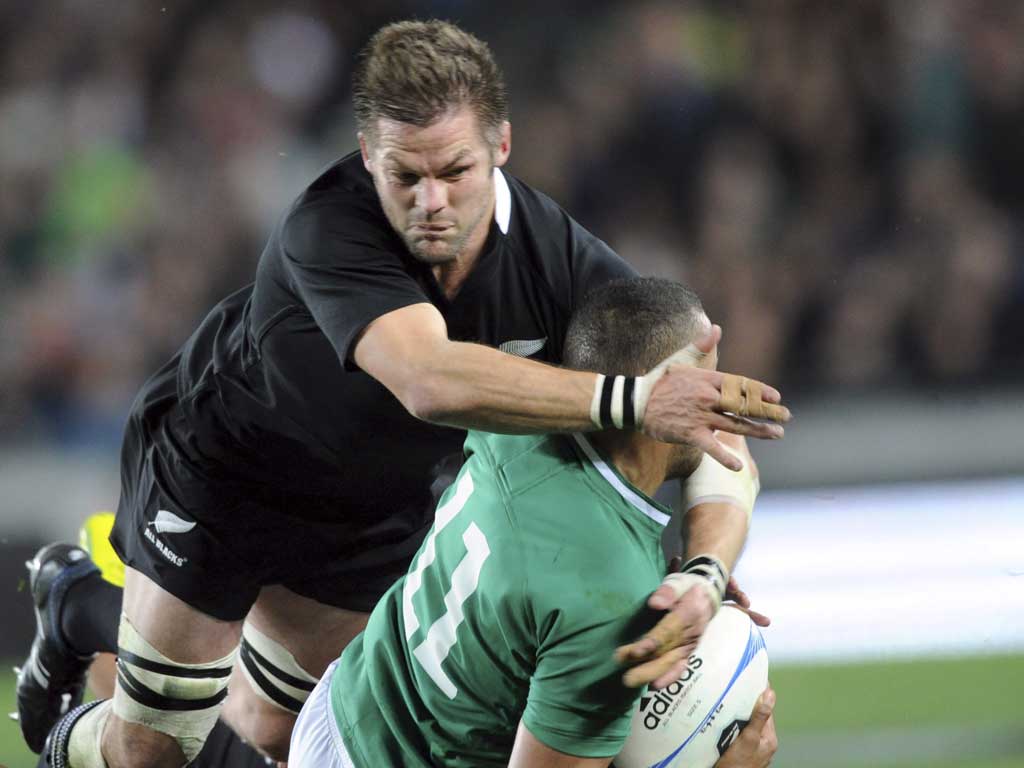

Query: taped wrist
left=635, top=342, right=707, bottom=429
left=113, top=613, right=235, bottom=763
left=660, top=554, right=729, bottom=614
left=684, top=445, right=761, bottom=525
left=590, top=343, right=707, bottom=431
left=589, top=374, right=639, bottom=429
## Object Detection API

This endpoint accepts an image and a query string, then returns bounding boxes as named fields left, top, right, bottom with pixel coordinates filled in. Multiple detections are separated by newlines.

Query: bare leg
left=100, top=567, right=243, bottom=768
left=220, top=585, right=369, bottom=761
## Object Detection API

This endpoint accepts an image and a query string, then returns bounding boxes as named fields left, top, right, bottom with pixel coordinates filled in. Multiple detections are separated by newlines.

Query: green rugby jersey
left=329, top=431, right=670, bottom=766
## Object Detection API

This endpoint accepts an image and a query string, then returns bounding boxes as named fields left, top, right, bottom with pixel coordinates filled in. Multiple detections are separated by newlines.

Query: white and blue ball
left=616, top=606, right=769, bottom=768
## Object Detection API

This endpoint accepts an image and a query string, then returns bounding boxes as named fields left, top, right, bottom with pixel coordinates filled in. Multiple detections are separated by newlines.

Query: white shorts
left=289, top=660, right=357, bottom=768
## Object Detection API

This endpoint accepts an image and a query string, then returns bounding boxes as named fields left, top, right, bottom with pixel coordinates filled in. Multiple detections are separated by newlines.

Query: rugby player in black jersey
left=18, top=20, right=789, bottom=768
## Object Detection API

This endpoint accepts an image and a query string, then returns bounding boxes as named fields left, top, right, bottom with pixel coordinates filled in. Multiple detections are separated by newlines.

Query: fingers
left=759, top=383, right=782, bottom=404
left=694, top=430, right=744, bottom=471
left=708, top=413, right=784, bottom=440
left=725, top=578, right=749, bottom=608
left=667, top=555, right=683, bottom=575
left=651, top=655, right=689, bottom=690
left=615, top=636, right=657, bottom=664
left=745, top=608, right=772, bottom=627
left=621, top=646, right=689, bottom=689
left=724, top=578, right=771, bottom=625
left=647, top=583, right=679, bottom=611
left=614, top=606, right=697, bottom=665
left=748, top=687, right=776, bottom=731
left=637, top=611, right=688, bottom=658
left=718, top=374, right=791, bottom=424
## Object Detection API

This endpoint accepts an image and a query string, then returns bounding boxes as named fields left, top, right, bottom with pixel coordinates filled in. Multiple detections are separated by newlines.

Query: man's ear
left=492, top=121, right=511, bottom=168
left=692, top=323, right=724, bottom=370
left=359, top=132, right=373, bottom=172
left=694, top=323, right=722, bottom=370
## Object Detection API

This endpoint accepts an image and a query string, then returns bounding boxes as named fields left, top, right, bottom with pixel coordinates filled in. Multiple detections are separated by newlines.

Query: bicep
left=352, top=302, right=450, bottom=397
left=508, top=721, right=613, bottom=768
left=521, top=603, right=640, bottom=758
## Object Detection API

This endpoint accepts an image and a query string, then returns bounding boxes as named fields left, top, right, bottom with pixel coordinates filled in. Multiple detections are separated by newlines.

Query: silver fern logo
left=498, top=337, right=547, bottom=357
left=150, top=510, right=196, bottom=535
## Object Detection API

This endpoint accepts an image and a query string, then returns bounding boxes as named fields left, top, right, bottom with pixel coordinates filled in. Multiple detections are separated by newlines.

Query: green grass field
left=2, top=654, right=1022, bottom=767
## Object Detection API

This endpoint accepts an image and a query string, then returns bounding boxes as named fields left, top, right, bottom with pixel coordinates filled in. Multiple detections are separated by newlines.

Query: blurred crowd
left=1, top=0, right=1023, bottom=449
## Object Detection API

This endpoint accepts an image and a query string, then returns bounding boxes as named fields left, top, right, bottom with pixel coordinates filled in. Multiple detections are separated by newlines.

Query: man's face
left=360, top=106, right=511, bottom=265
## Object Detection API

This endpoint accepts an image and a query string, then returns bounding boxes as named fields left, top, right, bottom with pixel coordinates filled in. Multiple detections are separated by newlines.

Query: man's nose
left=416, top=178, right=447, bottom=216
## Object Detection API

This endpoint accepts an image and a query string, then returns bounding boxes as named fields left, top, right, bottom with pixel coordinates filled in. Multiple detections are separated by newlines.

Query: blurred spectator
left=1, top=0, right=1022, bottom=450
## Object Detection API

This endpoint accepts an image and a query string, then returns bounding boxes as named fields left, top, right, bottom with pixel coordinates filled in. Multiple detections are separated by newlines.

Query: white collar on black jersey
left=571, top=433, right=671, bottom=527
left=494, top=168, right=511, bottom=234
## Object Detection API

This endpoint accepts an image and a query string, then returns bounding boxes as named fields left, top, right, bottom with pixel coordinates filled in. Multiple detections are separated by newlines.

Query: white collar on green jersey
left=494, top=168, right=511, bottom=234
left=571, top=433, right=671, bottom=527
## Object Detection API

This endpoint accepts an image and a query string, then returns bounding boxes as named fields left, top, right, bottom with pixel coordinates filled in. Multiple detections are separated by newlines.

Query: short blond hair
left=353, top=20, right=508, bottom=146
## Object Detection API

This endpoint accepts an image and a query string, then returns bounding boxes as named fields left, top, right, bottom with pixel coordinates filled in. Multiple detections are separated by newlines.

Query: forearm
left=405, top=339, right=599, bottom=434
left=682, top=501, right=749, bottom=575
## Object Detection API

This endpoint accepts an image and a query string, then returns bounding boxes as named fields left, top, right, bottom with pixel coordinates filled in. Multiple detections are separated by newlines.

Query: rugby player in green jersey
left=289, top=277, right=776, bottom=768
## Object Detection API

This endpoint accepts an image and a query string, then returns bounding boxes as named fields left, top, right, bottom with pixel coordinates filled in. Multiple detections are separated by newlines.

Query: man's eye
left=444, top=166, right=470, bottom=180
left=394, top=173, right=419, bottom=186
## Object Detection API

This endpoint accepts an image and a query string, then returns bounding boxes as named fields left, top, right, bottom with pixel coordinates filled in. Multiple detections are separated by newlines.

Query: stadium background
left=1, top=1, right=1022, bottom=766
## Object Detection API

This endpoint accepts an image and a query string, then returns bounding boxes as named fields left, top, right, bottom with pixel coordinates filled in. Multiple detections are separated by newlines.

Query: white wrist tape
left=684, top=443, right=760, bottom=525
left=660, top=554, right=729, bottom=613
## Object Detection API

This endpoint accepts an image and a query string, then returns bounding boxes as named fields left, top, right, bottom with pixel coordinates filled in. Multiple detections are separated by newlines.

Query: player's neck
left=432, top=253, right=480, bottom=299
left=590, top=431, right=670, bottom=498
left=431, top=198, right=495, bottom=300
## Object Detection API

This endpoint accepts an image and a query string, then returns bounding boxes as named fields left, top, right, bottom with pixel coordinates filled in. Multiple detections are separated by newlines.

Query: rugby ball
left=615, top=606, right=769, bottom=768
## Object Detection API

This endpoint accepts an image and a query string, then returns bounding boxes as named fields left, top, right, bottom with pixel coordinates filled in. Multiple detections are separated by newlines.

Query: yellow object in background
left=78, top=511, right=125, bottom=588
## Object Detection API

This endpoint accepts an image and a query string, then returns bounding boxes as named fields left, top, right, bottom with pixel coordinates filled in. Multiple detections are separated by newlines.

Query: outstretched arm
left=354, top=304, right=789, bottom=466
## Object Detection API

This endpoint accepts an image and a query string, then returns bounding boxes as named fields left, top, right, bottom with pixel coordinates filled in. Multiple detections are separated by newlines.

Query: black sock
left=194, top=718, right=271, bottom=767
left=59, top=573, right=122, bottom=655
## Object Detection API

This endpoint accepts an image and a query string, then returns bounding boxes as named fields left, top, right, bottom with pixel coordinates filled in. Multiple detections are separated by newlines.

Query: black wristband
left=592, top=375, right=639, bottom=430
left=681, top=555, right=729, bottom=602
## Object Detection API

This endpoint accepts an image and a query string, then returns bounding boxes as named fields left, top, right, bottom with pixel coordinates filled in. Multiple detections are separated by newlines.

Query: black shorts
left=110, top=360, right=435, bottom=622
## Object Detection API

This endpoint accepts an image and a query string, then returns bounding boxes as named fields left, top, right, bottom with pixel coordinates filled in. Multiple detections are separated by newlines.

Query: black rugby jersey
left=169, top=151, right=635, bottom=526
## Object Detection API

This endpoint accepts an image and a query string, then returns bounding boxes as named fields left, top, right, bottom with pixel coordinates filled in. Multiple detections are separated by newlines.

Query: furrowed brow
left=440, top=150, right=475, bottom=172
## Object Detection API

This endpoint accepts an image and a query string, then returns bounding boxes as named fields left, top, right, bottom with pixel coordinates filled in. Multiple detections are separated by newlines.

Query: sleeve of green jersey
left=520, top=572, right=643, bottom=757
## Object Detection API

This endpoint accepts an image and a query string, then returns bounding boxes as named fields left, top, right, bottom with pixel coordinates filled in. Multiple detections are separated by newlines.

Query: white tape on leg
left=67, top=700, right=111, bottom=768
left=239, top=622, right=319, bottom=714
left=113, top=613, right=236, bottom=763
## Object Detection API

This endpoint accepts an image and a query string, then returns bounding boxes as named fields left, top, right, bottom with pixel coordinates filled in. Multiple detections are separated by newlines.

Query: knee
left=222, top=687, right=297, bottom=761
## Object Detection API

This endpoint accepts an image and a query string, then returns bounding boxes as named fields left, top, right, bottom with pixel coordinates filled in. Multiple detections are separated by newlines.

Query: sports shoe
left=15, top=543, right=100, bottom=754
